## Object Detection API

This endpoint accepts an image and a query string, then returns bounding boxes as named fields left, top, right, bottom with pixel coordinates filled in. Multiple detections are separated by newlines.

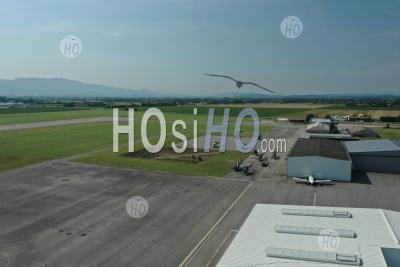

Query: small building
left=310, top=118, right=332, bottom=125
left=217, top=204, right=400, bottom=267
left=287, top=138, right=352, bottom=181
left=345, top=139, right=400, bottom=173
left=306, top=122, right=331, bottom=134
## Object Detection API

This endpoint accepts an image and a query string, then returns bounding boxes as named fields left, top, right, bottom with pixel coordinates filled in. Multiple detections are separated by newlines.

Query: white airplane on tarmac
left=291, top=175, right=331, bottom=186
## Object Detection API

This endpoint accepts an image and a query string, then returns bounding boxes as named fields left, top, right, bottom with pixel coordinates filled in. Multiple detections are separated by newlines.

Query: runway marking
left=205, top=229, right=238, bottom=267
left=178, top=182, right=253, bottom=267
left=207, top=176, right=248, bottom=182
left=313, top=191, right=317, bottom=206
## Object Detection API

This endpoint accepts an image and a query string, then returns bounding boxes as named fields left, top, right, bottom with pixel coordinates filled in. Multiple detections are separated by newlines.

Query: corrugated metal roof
left=217, top=204, right=399, bottom=267
left=345, top=139, right=400, bottom=154
left=288, top=139, right=351, bottom=161
left=384, top=210, right=400, bottom=244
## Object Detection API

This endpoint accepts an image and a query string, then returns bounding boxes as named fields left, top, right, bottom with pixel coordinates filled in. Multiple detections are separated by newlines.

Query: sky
left=0, top=0, right=399, bottom=96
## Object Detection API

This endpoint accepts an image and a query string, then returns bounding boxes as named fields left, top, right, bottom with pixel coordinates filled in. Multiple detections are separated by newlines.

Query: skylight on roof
left=282, top=208, right=352, bottom=218
left=266, top=247, right=362, bottom=266
left=275, top=225, right=356, bottom=238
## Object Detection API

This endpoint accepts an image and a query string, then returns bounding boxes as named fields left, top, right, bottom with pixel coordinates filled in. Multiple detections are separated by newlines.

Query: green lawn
left=142, top=105, right=309, bottom=118
left=0, top=105, right=309, bottom=125
left=78, top=147, right=247, bottom=177
left=0, top=106, right=89, bottom=114
left=0, top=122, right=113, bottom=172
left=0, top=109, right=113, bottom=125
left=76, top=121, right=271, bottom=177
left=374, top=127, right=400, bottom=139
left=0, top=108, right=272, bottom=174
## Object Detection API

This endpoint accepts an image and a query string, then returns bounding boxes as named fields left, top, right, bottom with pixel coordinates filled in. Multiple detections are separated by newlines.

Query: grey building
left=287, top=138, right=352, bottom=182
left=345, top=139, right=400, bottom=173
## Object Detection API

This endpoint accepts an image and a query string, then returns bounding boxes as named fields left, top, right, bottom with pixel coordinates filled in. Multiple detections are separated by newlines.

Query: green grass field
left=0, top=106, right=89, bottom=114
left=78, top=148, right=246, bottom=177
left=374, top=127, right=400, bottom=139
left=0, top=109, right=112, bottom=125
left=0, top=109, right=270, bottom=174
left=143, top=106, right=309, bottom=118
left=75, top=118, right=271, bottom=177
left=0, top=105, right=310, bottom=125
left=0, top=122, right=113, bottom=172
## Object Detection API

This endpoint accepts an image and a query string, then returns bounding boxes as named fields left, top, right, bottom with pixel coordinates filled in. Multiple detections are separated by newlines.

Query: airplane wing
left=292, top=177, right=308, bottom=182
left=315, top=179, right=332, bottom=183
left=204, top=74, right=237, bottom=82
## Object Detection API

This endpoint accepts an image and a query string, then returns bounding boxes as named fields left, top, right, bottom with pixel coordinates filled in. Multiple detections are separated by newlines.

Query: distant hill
left=0, top=78, right=159, bottom=98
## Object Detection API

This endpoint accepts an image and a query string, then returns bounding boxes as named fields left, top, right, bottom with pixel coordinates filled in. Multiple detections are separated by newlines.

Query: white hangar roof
left=217, top=204, right=400, bottom=267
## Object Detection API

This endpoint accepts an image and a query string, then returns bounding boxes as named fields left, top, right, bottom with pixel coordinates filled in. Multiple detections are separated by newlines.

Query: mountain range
left=0, top=78, right=160, bottom=98
left=0, top=77, right=398, bottom=99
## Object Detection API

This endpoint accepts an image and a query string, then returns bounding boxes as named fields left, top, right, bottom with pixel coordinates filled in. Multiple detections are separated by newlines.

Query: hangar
left=345, top=139, right=400, bottom=174
left=217, top=204, right=400, bottom=267
left=287, top=138, right=352, bottom=182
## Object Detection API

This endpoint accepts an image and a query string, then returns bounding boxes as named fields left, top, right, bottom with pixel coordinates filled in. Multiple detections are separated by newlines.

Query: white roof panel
left=217, top=204, right=400, bottom=267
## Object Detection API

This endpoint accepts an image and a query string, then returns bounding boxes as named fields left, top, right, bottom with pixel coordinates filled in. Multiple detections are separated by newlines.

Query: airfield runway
left=1, top=161, right=399, bottom=267
left=0, top=160, right=248, bottom=267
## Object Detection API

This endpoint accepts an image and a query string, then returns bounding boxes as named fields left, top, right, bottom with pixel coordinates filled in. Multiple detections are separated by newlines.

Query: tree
left=305, top=113, right=316, bottom=123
